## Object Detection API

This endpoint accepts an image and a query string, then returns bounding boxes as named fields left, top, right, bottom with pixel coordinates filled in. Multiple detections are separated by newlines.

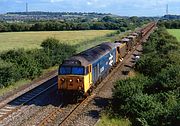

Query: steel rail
left=0, top=82, right=57, bottom=121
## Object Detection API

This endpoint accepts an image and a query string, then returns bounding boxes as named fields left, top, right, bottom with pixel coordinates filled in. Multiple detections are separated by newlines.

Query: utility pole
left=166, top=4, right=169, bottom=15
left=26, top=2, right=28, bottom=12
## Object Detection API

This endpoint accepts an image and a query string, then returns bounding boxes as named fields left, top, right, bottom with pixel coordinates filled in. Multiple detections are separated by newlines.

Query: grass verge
left=167, top=29, right=180, bottom=42
left=0, top=79, right=31, bottom=96
left=96, top=114, right=131, bottom=126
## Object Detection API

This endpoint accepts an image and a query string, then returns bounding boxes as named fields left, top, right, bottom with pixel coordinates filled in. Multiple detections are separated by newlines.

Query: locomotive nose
left=58, top=76, right=84, bottom=91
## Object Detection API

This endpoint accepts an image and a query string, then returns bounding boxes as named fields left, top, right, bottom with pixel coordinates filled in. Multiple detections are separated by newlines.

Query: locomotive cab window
left=59, top=66, right=85, bottom=75
left=59, top=66, right=71, bottom=75
left=72, top=67, right=84, bottom=75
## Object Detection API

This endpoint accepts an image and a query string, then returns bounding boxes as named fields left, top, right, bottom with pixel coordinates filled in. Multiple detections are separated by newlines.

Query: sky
left=0, top=0, right=179, bottom=16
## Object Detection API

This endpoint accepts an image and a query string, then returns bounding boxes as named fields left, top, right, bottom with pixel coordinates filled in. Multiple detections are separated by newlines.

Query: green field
left=167, top=29, right=180, bottom=42
left=0, top=30, right=115, bottom=52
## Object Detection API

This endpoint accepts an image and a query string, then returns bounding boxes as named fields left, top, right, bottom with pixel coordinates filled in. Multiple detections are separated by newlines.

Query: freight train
left=58, top=22, right=156, bottom=99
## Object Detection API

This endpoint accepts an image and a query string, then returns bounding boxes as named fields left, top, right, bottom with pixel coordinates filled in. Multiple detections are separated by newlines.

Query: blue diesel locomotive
left=58, top=42, right=120, bottom=96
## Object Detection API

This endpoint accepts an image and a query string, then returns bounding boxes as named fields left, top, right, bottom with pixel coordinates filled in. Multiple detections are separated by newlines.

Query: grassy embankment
left=167, top=29, right=180, bottom=42
left=0, top=30, right=125, bottom=96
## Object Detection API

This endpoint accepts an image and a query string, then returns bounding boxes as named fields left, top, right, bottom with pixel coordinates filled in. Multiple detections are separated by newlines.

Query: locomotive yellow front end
left=58, top=75, right=84, bottom=93
left=58, top=58, right=92, bottom=98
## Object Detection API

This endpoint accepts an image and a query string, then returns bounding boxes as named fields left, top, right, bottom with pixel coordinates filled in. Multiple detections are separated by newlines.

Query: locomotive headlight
left=78, top=86, right=82, bottom=90
left=61, top=78, right=65, bottom=82
left=69, top=79, right=73, bottom=82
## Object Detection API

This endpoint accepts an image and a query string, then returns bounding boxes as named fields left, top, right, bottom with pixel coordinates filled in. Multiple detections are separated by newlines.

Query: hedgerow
left=0, top=37, right=76, bottom=88
left=112, top=27, right=180, bottom=126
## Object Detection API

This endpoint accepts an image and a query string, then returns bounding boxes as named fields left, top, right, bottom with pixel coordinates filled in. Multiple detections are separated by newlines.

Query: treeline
left=0, top=21, right=131, bottom=32
left=0, top=16, right=150, bottom=32
left=0, top=38, right=76, bottom=88
left=158, top=20, right=180, bottom=29
left=112, top=28, right=180, bottom=126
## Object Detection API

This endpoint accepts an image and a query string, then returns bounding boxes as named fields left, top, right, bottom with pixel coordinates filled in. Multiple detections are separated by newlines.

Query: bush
left=154, top=65, right=180, bottom=91
left=112, top=75, right=153, bottom=117
left=41, top=37, right=76, bottom=65
left=166, top=104, right=180, bottom=126
left=0, top=60, right=17, bottom=87
left=0, top=37, right=76, bottom=88
left=113, top=75, right=150, bottom=102
left=0, top=49, right=41, bottom=79
left=112, top=27, right=180, bottom=126
left=128, top=94, right=164, bottom=125
left=135, top=53, right=167, bottom=77
left=29, top=49, right=52, bottom=69
left=112, top=75, right=179, bottom=126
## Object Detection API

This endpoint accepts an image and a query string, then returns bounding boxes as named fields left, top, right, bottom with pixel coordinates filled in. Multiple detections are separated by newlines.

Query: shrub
left=112, top=75, right=153, bottom=117
left=166, top=104, right=180, bottom=126
left=0, top=60, right=17, bottom=87
left=113, top=75, right=150, bottom=102
left=29, top=49, right=52, bottom=69
left=128, top=94, right=164, bottom=125
left=152, top=65, right=180, bottom=92
left=135, top=53, right=167, bottom=77
left=0, top=37, right=76, bottom=87
left=41, top=37, right=76, bottom=65
left=112, top=27, right=180, bottom=126
left=0, top=49, right=41, bottom=79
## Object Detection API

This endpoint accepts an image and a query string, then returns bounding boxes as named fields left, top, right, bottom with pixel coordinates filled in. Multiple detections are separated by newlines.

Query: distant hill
left=0, top=12, right=115, bottom=21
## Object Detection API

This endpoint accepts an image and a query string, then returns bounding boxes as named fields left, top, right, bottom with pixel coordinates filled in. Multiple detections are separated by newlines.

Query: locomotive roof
left=63, top=42, right=117, bottom=66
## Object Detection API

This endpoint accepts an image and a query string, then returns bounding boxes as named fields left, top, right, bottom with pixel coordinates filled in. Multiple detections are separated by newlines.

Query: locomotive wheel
left=87, top=88, right=93, bottom=96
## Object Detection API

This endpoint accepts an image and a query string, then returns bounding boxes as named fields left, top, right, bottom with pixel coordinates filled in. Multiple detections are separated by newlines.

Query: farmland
left=167, top=29, right=180, bottom=41
left=0, top=30, right=116, bottom=52
left=0, top=30, right=120, bottom=96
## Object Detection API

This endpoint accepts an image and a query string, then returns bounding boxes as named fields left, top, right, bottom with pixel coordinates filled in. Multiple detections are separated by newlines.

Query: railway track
left=0, top=82, right=57, bottom=122
left=37, top=25, right=156, bottom=126
left=37, top=42, right=146, bottom=126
